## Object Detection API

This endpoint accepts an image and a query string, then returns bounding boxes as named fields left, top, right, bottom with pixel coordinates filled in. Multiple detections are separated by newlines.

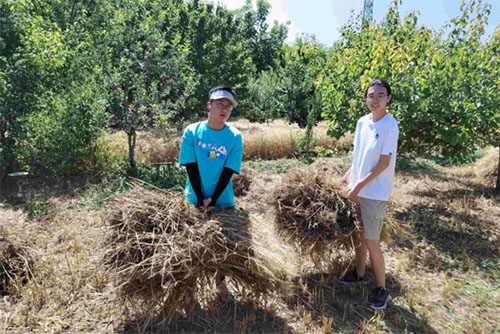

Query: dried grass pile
left=232, top=166, right=254, bottom=197
left=474, top=147, right=498, bottom=183
left=272, top=168, right=360, bottom=257
left=0, top=213, right=34, bottom=294
left=104, top=182, right=295, bottom=320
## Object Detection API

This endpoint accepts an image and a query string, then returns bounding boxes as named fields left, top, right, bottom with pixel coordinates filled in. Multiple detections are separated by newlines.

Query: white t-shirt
left=349, top=113, right=399, bottom=201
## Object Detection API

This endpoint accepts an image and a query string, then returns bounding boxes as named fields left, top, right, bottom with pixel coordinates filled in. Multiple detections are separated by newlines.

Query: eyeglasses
left=366, top=94, right=388, bottom=100
left=211, top=100, right=233, bottom=110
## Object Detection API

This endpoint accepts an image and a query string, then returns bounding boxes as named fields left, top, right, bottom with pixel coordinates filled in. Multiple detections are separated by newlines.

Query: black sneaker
left=338, top=269, right=368, bottom=285
left=369, top=287, right=389, bottom=310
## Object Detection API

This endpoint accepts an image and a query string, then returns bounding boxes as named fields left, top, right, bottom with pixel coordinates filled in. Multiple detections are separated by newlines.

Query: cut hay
left=0, top=212, right=34, bottom=294
left=232, top=165, right=254, bottom=197
left=104, top=182, right=296, bottom=320
left=309, top=157, right=350, bottom=177
left=272, top=168, right=360, bottom=258
left=474, top=147, right=498, bottom=184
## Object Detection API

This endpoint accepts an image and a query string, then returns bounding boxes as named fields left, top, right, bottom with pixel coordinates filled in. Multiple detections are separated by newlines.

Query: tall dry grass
left=95, top=120, right=353, bottom=167
left=233, top=119, right=299, bottom=159
left=473, top=147, right=498, bottom=184
left=96, top=131, right=181, bottom=169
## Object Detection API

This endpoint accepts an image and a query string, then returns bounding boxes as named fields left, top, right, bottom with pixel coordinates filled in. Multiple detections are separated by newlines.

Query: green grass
left=246, top=158, right=308, bottom=174
left=23, top=200, right=51, bottom=218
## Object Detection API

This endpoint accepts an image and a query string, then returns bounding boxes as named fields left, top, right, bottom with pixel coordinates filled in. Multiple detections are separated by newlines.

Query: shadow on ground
left=0, top=175, right=101, bottom=207
left=122, top=298, right=293, bottom=334
left=288, top=272, right=438, bottom=334
left=393, top=178, right=500, bottom=265
left=396, top=204, right=498, bottom=263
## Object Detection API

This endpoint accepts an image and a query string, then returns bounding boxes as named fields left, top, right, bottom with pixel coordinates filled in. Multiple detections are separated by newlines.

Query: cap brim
left=209, top=90, right=238, bottom=108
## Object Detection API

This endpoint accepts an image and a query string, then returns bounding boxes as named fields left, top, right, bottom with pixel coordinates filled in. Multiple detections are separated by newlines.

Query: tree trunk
left=127, top=130, right=137, bottom=174
left=302, top=107, right=320, bottom=153
left=496, top=145, right=500, bottom=193
left=0, top=127, right=7, bottom=180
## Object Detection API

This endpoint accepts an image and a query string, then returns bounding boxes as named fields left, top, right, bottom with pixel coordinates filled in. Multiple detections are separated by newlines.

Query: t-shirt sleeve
left=381, top=123, right=399, bottom=156
left=179, top=127, right=197, bottom=166
left=224, top=133, right=243, bottom=174
left=351, top=120, right=361, bottom=156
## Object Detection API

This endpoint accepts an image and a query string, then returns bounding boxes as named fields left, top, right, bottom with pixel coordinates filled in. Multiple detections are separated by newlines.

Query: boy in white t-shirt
left=338, top=79, right=399, bottom=310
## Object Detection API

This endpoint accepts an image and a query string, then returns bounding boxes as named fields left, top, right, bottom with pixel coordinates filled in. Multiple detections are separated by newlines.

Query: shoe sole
left=369, top=295, right=390, bottom=310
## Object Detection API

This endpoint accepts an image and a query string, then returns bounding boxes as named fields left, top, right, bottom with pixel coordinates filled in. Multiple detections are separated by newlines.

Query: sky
left=215, top=0, right=500, bottom=45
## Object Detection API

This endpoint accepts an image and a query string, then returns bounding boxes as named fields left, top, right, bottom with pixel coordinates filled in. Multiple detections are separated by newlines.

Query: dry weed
left=0, top=211, right=35, bottom=296
left=233, top=165, right=255, bottom=197
left=474, top=146, right=498, bottom=184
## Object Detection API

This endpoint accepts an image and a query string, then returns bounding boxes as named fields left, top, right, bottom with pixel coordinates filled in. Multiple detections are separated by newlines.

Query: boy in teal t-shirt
left=179, top=86, right=243, bottom=211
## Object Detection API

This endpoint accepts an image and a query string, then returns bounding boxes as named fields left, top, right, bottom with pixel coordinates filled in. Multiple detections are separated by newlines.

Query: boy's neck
left=371, top=110, right=387, bottom=122
left=207, top=118, right=226, bottom=130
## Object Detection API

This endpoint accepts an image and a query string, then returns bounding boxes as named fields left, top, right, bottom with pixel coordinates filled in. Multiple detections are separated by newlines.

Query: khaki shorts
left=357, top=197, right=388, bottom=240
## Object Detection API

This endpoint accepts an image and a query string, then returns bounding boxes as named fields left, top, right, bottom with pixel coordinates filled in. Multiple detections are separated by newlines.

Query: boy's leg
left=358, top=197, right=390, bottom=309
left=365, top=239, right=385, bottom=288
left=358, top=197, right=387, bottom=286
left=355, top=230, right=368, bottom=277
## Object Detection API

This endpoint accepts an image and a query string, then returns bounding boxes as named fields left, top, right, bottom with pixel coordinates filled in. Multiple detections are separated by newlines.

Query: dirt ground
left=0, top=154, right=498, bottom=334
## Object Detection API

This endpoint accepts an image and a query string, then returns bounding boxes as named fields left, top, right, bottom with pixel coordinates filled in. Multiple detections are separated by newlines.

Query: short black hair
left=208, top=86, right=236, bottom=100
left=365, top=79, right=391, bottom=97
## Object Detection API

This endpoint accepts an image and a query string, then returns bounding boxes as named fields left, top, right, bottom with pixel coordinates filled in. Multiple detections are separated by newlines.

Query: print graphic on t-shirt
left=197, top=138, right=227, bottom=160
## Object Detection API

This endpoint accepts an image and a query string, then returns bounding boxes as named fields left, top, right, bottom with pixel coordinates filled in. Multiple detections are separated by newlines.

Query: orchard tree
left=180, top=0, right=287, bottom=114
left=239, top=0, right=288, bottom=73
left=320, top=0, right=499, bottom=163
left=280, top=35, right=327, bottom=131
left=240, top=69, right=283, bottom=123
left=181, top=0, right=254, bottom=113
left=106, top=0, right=196, bottom=173
left=0, top=1, right=67, bottom=177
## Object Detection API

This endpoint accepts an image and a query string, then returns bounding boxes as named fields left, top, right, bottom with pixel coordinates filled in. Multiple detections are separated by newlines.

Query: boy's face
left=366, top=85, right=391, bottom=114
left=207, top=98, right=233, bottom=123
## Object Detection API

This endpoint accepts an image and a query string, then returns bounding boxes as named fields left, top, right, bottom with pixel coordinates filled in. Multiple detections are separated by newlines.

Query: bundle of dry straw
left=0, top=213, right=33, bottom=294
left=474, top=147, right=498, bottom=183
left=272, top=168, right=360, bottom=255
left=104, top=182, right=295, bottom=320
left=232, top=166, right=254, bottom=197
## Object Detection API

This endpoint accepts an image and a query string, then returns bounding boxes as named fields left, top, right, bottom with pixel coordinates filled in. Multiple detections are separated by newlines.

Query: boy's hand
left=340, top=168, right=351, bottom=185
left=346, top=182, right=363, bottom=201
left=202, top=197, right=214, bottom=212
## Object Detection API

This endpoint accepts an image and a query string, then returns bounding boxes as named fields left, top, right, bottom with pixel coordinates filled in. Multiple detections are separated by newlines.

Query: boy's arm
left=185, top=163, right=204, bottom=205
left=340, top=167, right=352, bottom=185
left=346, top=154, right=391, bottom=200
left=203, top=167, right=235, bottom=209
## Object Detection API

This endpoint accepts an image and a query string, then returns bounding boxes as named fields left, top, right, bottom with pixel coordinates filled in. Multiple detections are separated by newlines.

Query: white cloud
left=266, top=0, right=301, bottom=43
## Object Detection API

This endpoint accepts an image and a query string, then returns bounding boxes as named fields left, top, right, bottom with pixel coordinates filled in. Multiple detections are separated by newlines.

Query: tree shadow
left=0, top=175, right=101, bottom=207
left=122, top=297, right=293, bottom=334
left=396, top=158, right=453, bottom=183
left=394, top=203, right=499, bottom=264
left=412, top=181, right=499, bottom=203
left=288, top=272, right=438, bottom=334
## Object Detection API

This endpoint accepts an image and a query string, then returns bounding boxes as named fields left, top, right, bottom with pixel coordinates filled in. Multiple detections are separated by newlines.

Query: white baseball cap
left=209, top=89, right=238, bottom=108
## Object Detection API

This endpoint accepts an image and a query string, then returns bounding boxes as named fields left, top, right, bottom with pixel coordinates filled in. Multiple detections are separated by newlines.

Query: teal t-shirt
left=179, top=121, right=243, bottom=208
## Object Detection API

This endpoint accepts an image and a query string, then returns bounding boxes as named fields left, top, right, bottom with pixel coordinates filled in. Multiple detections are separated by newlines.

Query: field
left=0, top=120, right=499, bottom=334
